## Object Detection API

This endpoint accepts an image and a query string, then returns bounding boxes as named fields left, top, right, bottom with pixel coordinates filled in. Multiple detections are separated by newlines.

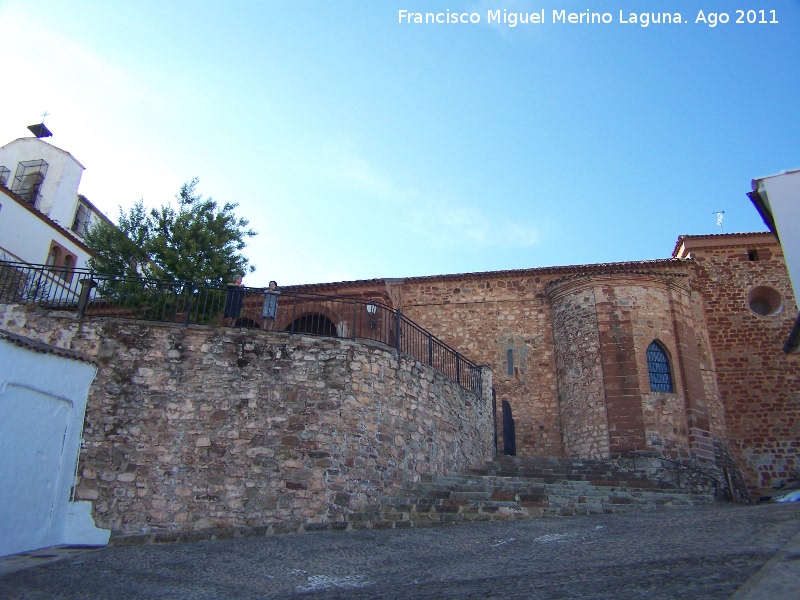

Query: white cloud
left=0, top=4, right=182, bottom=215
left=315, top=139, right=542, bottom=251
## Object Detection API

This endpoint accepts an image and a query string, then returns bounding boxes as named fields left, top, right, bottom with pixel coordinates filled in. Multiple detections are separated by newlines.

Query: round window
left=747, top=286, right=783, bottom=317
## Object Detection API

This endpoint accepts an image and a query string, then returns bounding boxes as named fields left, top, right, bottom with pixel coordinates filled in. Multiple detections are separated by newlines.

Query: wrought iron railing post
left=33, top=267, right=45, bottom=303
left=352, top=298, right=357, bottom=340
left=395, top=309, right=402, bottom=353
left=77, top=275, right=97, bottom=318
left=184, top=282, right=194, bottom=326
left=456, top=352, right=461, bottom=385
left=428, top=333, right=433, bottom=366
left=290, top=290, right=298, bottom=334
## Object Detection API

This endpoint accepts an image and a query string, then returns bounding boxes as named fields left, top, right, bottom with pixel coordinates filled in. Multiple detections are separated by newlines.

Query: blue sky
left=1, top=0, right=797, bottom=286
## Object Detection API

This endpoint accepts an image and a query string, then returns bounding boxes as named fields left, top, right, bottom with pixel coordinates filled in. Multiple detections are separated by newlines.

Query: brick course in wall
left=675, top=234, right=800, bottom=495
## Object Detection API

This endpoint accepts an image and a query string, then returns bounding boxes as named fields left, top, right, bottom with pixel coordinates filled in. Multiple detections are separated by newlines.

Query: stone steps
left=346, top=456, right=717, bottom=530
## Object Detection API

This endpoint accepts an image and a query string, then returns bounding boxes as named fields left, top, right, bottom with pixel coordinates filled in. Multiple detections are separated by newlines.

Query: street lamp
left=366, top=300, right=377, bottom=329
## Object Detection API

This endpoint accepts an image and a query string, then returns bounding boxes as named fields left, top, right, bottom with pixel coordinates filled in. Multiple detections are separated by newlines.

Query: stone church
left=287, top=231, right=799, bottom=498
left=2, top=230, right=797, bottom=546
left=3, top=131, right=797, bottom=545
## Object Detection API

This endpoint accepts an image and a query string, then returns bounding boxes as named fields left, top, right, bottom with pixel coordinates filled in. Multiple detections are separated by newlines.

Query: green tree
left=146, top=178, right=256, bottom=284
left=85, top=179, right=257, bottom=285
left=84, top=199, right=151, bottom=278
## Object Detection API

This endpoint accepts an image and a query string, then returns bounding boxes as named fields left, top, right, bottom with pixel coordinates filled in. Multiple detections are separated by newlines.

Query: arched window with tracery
left=646, top=341, right=673, bottom=393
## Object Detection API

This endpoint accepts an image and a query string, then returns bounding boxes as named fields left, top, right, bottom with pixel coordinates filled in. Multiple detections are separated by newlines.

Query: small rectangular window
left=0, top=166, right=9, bottom=187
left=11, top=159, right=48, bottom=207
left=507, top=349, right=514, bottom=376
left=72, top=200, right=92, bottom=237
left=747, top=249, right=759, bottom=261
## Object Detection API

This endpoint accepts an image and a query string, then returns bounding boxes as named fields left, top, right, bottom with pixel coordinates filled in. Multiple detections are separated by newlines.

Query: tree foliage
left=85, top=179, right=257, bottom=285
left=84, top=200, right=150, bottom=278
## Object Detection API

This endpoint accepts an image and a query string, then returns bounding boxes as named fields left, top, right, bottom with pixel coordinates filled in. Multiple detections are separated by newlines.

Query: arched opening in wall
left=747, top=286, right=783, bottom=317
left=646, top=341, right=673, bottom=393
left=44, top=242, right=77, bottom=284
left=59, top=255, right=75, bottom=284
left=45, top=245, right=61, bottom=267
left=502, top=400, right=516, bottom=456
left=285, top=313, right=338, bottom=337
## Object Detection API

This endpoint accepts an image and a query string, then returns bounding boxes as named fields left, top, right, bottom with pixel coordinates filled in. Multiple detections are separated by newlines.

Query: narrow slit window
left=646, top=341, right=673, bottom=393
left=507, top=349, right=514, bottom=376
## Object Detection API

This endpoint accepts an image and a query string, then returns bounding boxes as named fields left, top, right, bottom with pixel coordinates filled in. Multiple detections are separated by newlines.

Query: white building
left=0, top=130, right=110, bottom=273
left=0, top=329, right=110, bottom=557
left=749, top=168, right=800, bottom=352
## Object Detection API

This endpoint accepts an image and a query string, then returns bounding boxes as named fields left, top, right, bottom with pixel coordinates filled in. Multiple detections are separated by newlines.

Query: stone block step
left=345, top=456, right=718, bottom=531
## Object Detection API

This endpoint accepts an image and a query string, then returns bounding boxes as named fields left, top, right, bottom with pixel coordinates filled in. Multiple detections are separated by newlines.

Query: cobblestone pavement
left=1, top=504, right=798, bottom=599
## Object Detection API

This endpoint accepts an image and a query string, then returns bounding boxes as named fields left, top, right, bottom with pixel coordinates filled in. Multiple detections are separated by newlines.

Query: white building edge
left=749, top=167, right=800, bottom=352
left=0, top=329, right=110, bottom=557
left=0, top=131, right=112, bottom=270
left=0, top=128, right=113, bottom=305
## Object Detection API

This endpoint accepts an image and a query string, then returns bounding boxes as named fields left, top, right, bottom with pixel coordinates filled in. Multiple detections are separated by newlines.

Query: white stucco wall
left=0, top=137, right=107, bottom=270
left=755, top=169, right=800, bottom=298
left=0, top=336, right=108, bottom=557
left=0, top=191, right=93, bottom=268
left=0, top=137, right=84, bottom=223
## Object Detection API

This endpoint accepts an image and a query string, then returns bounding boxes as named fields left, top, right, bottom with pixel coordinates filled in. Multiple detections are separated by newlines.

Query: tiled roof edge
left=285, top=258, right=689, bottom=290
left=0, top=328, right=97, bottom=365
left=672, top=231, right=775, bottom=257
left=0, top=185, right=92, bottom=252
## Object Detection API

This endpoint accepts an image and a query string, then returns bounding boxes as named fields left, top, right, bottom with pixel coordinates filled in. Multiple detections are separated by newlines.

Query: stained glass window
left=646, top=341, right=673, bottom=393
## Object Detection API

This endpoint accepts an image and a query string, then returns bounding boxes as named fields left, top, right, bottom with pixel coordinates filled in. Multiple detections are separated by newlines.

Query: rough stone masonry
left=0, top=304, right=493, bottom=537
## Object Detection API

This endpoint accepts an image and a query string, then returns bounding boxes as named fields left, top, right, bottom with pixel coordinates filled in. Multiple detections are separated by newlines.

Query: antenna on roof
left=27, top=111, right=53, bottom=138
left=712, top=211, right=725, bottom=233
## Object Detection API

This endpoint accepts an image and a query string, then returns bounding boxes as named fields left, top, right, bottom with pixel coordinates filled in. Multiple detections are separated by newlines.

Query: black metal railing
left=0, top=261, right=483, bottom=394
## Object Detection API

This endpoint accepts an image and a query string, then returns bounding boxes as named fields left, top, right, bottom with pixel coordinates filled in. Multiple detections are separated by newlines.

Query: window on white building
left=45, top=241, right=77, bottom=283
left=46, top=245, right=60, bottom=266
left=11, top=160, right=49, bottom=208
left=71, top=199, right=92, bottom=237
left=0, top=166, right=9, bottom=187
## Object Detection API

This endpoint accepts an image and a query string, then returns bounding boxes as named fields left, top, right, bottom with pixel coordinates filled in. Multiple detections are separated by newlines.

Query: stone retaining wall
left=0, top=304, right=493, bottom=536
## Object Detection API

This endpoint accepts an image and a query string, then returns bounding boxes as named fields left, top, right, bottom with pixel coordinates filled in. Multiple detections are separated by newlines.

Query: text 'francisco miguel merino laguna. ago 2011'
left=397, top=9, right=780, bottom=28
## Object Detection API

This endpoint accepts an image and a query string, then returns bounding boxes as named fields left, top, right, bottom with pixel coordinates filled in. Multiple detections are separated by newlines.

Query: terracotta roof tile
left=0, top=328, right=97, bottom=365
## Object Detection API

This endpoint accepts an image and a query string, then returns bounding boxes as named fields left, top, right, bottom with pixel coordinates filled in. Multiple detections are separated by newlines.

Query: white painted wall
left=0, top=137, right=99, bottom=269
left=0, top=137, right=84, bottom=222
left=0, top=336, right=109, bottom=557
left=0, top=192, right=92, bottom=268
left=754, top=169, right=800, bottom=297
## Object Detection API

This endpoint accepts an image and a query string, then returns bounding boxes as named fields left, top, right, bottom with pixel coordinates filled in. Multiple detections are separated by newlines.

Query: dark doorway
left=502, top=400, right=516, bottom=456
left=286, top=313, right=337, bottom=337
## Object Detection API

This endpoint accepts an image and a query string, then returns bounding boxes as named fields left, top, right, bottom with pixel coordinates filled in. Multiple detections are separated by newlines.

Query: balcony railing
left=0, top=261, right=483, bottom=394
